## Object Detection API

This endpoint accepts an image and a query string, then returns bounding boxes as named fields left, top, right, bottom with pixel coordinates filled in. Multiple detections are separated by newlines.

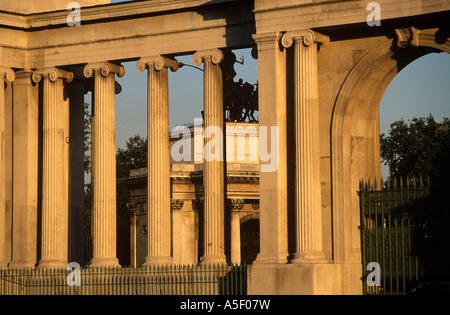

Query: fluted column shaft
left=33, top=68, right=73, bottom=268
left=84, top=62, right=125, bottom=267
left=282, top=30, right=329, bottom=263
left=0, top=67, right=15, bottom=268
left=193, top=50, right=226, bottom=264
left=137, top=56, right=179, bottom=265
left=230, top=199, right=243, bottom=265
left=251, top=32, right=288, bottom=264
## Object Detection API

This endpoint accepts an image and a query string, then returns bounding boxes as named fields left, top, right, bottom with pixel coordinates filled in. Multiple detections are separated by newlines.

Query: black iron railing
left=0, top=263, right=247, bottom=296
left=359, top=177, right=429, bottom=295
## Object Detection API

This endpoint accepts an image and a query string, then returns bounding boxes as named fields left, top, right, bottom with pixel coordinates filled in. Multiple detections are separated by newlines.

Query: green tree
left=380, top=115, right=450, bottom=182
left=116, top=134, right=148, bottom=178
left=84, top=100, right=149, bottom=265
left=380, top=115, right=450, bottom=281
left=116, top=134, right=148, bottom=266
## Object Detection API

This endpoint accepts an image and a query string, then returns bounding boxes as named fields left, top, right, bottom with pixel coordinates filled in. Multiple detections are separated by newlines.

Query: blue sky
left=379, top=52, right=450, bottom=133
left=105, top=0, right=449, bottom=179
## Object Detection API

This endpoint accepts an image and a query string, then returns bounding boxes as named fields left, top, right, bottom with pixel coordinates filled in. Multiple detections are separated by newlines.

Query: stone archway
left=240, top=216, right=260, bottom=264
left=330, top=28, right=450, bottom=291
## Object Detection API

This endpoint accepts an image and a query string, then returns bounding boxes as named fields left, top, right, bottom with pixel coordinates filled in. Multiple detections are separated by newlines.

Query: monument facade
left=0, top=0, right=449, bottom=294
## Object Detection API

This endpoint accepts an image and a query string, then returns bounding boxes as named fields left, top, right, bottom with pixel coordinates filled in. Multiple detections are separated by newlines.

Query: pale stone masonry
left=0, top=0, right=110, bottom=14
left=0, top=0, right=448, bottom=295
left=193, top=49, right=227, bottom=264
left=84, top=62, right=125, bottom=267
left=281, top=30, right=329, bottom=263
left=9, top=70, right=40, bottom=269
left=251, top=32, right=289, bottom=265
left=32, top=68, right=74, bottom=268
left=137, top=56, right=179, bottom=265
left=0, top=67, right=15, bottom=268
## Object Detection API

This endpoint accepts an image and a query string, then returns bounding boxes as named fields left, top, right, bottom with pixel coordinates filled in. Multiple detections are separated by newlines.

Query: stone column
left=32, top=68, right=74, bottom=268
left=137, top=56, right=179, bottom=265
left=181, top=200, right=197, bottom=265
left=3, top=78, right=13, bottom=266
left=171, top=200, right=183, bottom=264
left=128, top=203, right=137, bottom=268
left=9, top=70, right=39, bottom=269
left=172, top=199, right=197, bottom=265
left=84, top=62, right=125, bottom=267
left=282, top=30, right=330, bottom=263
left=0, top=67, right=15, bottom=268
left=251, top=32, right=288, bottom=264
left=229, top=199, right=243, bottom=265
left=193, top=49, right=227, bottom=264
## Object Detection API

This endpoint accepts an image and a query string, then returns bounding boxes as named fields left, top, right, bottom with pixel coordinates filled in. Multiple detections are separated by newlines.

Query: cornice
left=0, top=11, right=28, bottom=29
left=0, top=0, right=244, bottom=30
left=253, top=0, right=359, bottom=14
left=118, top=170, right=260, bottom=186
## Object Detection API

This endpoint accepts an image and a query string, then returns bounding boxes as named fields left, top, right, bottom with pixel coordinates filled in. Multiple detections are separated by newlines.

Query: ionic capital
left=281, top=30, right=330, bottom=48
left=193, top=49, right=224, bottom=66
left=32, top=67, right=74, bottom=84
left=84, top=62, right=125, bottom=79
left=137, top=56, right=179, bottom=72
left=0, top=66, right=15, bottom=82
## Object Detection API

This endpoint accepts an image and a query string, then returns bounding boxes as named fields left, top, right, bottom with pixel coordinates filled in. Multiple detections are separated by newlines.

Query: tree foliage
left=84, top=100, right=148, bottom=265
left=116, top=134, right=148, bottom=179
left=380, top=115, right=450, bottom=183
left=381, top=115, right=450, bottom=280
left=116, top=135, right=148, bottom=266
